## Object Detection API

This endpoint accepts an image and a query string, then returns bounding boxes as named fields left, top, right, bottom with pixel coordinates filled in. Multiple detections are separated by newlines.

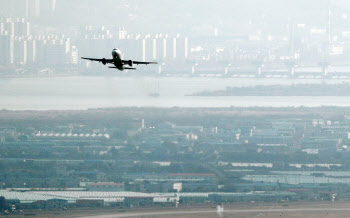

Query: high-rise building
left=9, top=35, right=15, bottom=64
left=0, top=33, right=11, bottom=65
left=0, top=22, right=4, bottom=35
left=141, top=35, right=153, bottom=61
left=176, top=37, right=188, bottom=61
left=119, top=27, right=127, bottom=40
left=34, top=37, right=66, bottom=66
left=71, top=46, right=79, bottom=64
left=165, top=36, right=174, bottom=60
left=0, top=18, right=30, bottom=37
left=185, top=37, right=188, bottom=59
left=152, top=38, right=157, bottom=60
left=13, top=37, right=27, bottom=65
left=35, top=38, right=46, bottom=66
left=162, top=35, right=189, bottom=61
left=172, top=37, right=177, bottom=59
left=34, top=0, right=40, bottom=17
left=155, top=35, right=165, bottom=61
left=25, top=0, right=29, bottom=17
left=162, top=36, right=167, bottom=59
left=26, top=38, right=36, bottom=64
left=23, top=40, right=28, bottom=64
left=4, top=22, right=15, bottom=36
left=14, top=19, right=30, bottom=36
left=142, top=38, right=146, bottom=61
left=26, top=0, right=41, bottom=18
left=65, top=38, right=71, bottom=54
left=52, top=0, right=56, bottom=11
left=47, top=39, right=66, bottom=65
left=32, top=39, right=36, bottom=63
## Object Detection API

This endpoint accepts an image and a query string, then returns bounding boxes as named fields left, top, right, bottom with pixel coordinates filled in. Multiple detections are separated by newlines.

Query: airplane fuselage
left=112, top=48, right=124, bottom=71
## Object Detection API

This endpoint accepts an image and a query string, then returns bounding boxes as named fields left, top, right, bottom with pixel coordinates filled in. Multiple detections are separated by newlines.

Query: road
left=80, top=208, right=350, bottom=218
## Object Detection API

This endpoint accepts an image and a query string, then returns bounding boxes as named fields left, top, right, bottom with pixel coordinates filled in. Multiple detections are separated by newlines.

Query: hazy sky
left=2, top=0, right=349, bottom=35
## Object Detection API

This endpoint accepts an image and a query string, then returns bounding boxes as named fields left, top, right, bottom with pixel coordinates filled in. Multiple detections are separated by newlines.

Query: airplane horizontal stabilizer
left=124, top=67, right=137, bottom=70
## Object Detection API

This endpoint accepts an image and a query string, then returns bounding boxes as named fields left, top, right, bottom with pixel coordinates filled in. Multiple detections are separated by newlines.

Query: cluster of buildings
left=0, top=189, right=298, bottom=211
left=0, top=16, right=191, bottom=75
left=1, top=109, right=350, bottom=210
left=80, top=26, right=189, bottom=62
left=0, top=17, right=77, bottom=71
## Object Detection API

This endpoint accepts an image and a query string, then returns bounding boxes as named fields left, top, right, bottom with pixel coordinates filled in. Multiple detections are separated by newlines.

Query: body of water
left=1, top=76, right=350, bottom=110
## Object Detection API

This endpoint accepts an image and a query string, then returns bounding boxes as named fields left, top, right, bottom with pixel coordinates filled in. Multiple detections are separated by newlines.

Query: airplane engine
left=128, top=60, right=133, bottom=67
left=102, top=58, right=107, bottom=65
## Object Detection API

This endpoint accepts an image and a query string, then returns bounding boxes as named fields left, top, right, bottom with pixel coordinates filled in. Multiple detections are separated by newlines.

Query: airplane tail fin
left=124, top=67, right=137, bottom=70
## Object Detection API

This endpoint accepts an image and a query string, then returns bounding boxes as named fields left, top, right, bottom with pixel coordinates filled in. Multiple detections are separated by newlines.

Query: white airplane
left=81, top=48, right=157, bottom=71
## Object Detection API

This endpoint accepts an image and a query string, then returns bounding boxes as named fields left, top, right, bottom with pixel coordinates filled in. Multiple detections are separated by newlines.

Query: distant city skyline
left=2, top=0, right=350, bottom=77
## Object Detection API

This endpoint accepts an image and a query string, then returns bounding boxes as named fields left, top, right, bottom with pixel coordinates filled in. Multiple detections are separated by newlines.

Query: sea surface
left=1, top=76, right=350, bottom=110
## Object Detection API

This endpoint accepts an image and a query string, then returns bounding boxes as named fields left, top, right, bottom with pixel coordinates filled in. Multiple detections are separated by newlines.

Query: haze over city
left=3, top=1, right=350, bottom=217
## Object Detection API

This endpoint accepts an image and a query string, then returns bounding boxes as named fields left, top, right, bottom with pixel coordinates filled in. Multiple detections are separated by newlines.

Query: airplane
left=81, top=48, right=158, bottom=71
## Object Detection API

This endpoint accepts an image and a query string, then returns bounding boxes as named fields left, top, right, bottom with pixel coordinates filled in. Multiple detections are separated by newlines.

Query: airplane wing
left=81, top=57, right=113, bottom=64
left=123, top=60, right=158, bottom=65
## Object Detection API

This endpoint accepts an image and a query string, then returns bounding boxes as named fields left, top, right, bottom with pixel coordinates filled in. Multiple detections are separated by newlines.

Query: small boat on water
left=149, top=79, right=160, bottom=97
left=149, top=92, right=160, bottom=97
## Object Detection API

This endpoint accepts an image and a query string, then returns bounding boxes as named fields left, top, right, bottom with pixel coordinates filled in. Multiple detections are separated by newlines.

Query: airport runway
left=80, top=208, right=350, bottom=218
